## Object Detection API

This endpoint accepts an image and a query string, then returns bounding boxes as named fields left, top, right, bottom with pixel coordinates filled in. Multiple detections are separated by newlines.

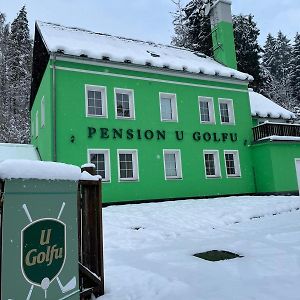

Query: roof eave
left=49, top=52, right=251, bottom=85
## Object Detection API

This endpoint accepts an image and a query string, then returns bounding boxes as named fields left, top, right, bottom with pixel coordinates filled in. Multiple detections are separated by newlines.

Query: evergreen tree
left=262, top=34, right=277, bottom=75
left=0, top=12, right=9, bottom=142
left=171, top=2, right=262, bottom=89
left=233, top=14, right=262, bottom=91
left=171, top=0, right=213, bottom=56
left=290, top=33, right=300, bottom=101
left=6, top=6, right=32, bottom=143
left=171, top=0, right=188, bottom=48
left=261, top=31, right=295, bottom=111
left=274, top=31, right=292, bottom=81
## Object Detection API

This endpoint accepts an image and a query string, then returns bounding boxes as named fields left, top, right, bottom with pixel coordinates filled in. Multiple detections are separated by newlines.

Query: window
left=199, top=97, right=215, bottom=124
left=115, top=88, right=135, bottom=119
left=31, top=120, right=34, bottom=138
left=41, top=97, right=45, bottom=127
left=88, top=149, right=111, bottom=182
left=219, top=99, right=235, bottom=124
left=163, top=150, right=182, bottom=179
left=203, top=150, right=221, bottom=178
left=118, top=150, right=139, bottom=181
left=85, top=85, right=107, bottom=117
left=35, top=111, right=39, bottom=138
left=160, top=93, right=178, bottom=122
left=224, top=151, right=241, bottom=177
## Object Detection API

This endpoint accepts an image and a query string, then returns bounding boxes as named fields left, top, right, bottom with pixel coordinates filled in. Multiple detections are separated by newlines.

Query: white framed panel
left=114, top=88, right=135, bottom=120
left=87, top=149, right=111, bottom=182
left=117, top=149, right=139, bottom=181
left=224, top=150, right=241, bottom=178
left=198, top=96, right=216, bottom=124
left=159, top=92, right=178, bottom=122
left=218, top=98, right=235, bottom=125
left=203, top=150, right=221, bottom=178
left=85, top=84, right=108, bottom=118
left=163, top=149, right=183, bottom=180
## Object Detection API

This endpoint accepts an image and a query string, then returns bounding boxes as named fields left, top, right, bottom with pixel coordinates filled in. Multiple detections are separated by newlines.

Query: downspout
left=52, top=54, right=57, bottom=162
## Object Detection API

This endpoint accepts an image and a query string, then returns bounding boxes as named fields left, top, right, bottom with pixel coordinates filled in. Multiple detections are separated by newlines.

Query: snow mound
left=249, top=89, right=295, bottom=120
left=37, top=21, right=253, bottom=82
left=0, top=159, right=81, bottom=181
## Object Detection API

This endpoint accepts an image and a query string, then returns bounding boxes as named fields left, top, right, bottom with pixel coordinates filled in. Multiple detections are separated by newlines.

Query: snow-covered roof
left=249, top=89, right=295, bottom=120
left=0, top=143, right=40, bottom=161
left=36, top=21, right=253, bottom=82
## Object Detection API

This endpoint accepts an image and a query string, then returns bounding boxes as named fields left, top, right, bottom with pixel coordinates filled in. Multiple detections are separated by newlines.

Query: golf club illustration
left=22, top=202, right=76, bottom=299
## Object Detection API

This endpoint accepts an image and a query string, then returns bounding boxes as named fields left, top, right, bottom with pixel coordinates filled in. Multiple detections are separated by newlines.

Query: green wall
left=31, top=61, right=53, bottom=161
left=32, top=58, right=256, bottom=203
left=251, top=141, right=300, bottom=193
left=211, top=21, right=237, bottom=69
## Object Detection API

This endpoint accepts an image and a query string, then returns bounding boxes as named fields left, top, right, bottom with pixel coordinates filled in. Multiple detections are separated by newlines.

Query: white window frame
left=203, top=150, right=221, bottom=178
left=85, top=84, right=108, bottom=118
left=35, top=111, right=39, bottom=138
left=41, top=96, right=45, bottom=128
left=117, top=149, right=139, bottom=181
left=114, top=88, right=135, bottom=120
left=31, top=119, right=35, bottom=138
left=163, top=149, right=183, bottom=180
left=218, top=98, right=235, bottom=125
left=159, top=92, right=178, bottom=122
left=198, top=96, right=215, bottom=124
left=87, top=149, right=111, bottom=182
left=224, top=150, right=241, bottom=178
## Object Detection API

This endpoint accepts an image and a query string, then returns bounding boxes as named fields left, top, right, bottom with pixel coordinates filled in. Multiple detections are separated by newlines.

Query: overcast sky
left=1, top=0, right=299, bottom=46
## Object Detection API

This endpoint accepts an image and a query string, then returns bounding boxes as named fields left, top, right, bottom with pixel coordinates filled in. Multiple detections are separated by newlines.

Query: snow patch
left=100, top=196, right=300, bottom=300
left=80, top=171, right=101, bottom=181
left=0, top=159, right=81, bottom=181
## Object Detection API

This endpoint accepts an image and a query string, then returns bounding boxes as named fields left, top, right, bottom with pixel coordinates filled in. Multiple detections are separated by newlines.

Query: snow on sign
left=0, top=178, right=80, bottom=300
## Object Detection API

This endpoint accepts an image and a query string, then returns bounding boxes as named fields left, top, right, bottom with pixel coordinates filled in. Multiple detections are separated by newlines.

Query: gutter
left=52, top=54, right=57, bottom=162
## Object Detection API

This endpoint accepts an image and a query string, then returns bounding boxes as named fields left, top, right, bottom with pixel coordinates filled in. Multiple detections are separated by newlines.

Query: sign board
left=1, top=179, right=79, bottom=300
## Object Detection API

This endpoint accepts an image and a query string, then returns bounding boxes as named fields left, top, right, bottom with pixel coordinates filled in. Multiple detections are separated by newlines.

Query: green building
left=30, top=0, right=300, bottom=203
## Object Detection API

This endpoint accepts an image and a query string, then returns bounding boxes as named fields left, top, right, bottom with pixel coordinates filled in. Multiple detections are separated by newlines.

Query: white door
left=295, top=159, right=300, bottom=195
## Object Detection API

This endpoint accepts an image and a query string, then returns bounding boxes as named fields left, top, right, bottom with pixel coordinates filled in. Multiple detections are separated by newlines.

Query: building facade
left=30, top=1, right=300, bottom=203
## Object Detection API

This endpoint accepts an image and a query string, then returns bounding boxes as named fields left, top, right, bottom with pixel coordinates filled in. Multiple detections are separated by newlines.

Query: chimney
left=209, top=0, right=237, bottom=69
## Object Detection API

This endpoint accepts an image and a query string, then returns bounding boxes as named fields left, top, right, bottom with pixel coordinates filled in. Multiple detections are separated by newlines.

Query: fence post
left=78, top=165, right=104, bottom=299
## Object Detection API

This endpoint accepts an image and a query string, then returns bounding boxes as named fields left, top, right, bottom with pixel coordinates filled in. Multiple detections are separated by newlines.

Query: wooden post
left=0, top=179, right=4, bottom=300
left=78, top=166, right=104, bottom=299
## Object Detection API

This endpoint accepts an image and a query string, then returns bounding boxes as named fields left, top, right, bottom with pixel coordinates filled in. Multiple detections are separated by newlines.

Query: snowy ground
left=99, top=196, right=300, bottom=300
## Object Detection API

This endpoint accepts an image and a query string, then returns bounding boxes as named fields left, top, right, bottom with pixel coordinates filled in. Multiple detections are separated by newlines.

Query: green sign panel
left=1, top=179, right=79, bottom=300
